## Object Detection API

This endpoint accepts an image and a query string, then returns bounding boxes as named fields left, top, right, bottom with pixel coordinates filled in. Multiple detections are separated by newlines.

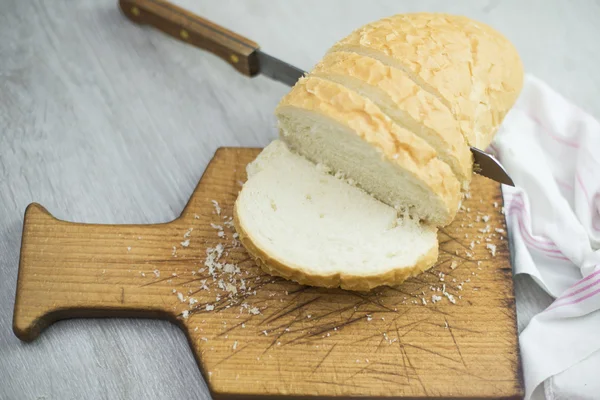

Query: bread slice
left=276, top=76, right=461, bottom=226
left=330, top=13, right=524, bottom=149
left=234, top=140, right=439, bottom=291
left=311, top=51, right=472, bottom=188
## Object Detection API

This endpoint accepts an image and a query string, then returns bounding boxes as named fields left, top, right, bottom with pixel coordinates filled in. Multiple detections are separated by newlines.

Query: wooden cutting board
left=13, top=148, right=522, bottom=399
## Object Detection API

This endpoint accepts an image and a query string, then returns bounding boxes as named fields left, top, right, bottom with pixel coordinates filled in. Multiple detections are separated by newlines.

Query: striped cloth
left=492, top=75, right=600, bottom=399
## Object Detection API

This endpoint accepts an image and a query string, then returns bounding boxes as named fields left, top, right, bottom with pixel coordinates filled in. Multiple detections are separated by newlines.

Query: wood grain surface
left=14, top=148, right=522, bottom=399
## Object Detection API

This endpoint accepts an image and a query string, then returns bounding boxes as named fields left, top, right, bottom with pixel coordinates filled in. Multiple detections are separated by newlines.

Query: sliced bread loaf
left=234, top=140, right=439, bottom=291
left=276, top=76, right=461, bottom=226
left=234, top=13, right=523, bottom=291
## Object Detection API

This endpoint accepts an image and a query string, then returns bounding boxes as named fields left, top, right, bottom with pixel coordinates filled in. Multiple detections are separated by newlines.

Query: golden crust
left=276, top=76, right=461, bottom=225
left=233, top=206, right=439, bottom=292
left=311, top=51, right=473, bottom=185
left=331, top=13, right=524, bottom=149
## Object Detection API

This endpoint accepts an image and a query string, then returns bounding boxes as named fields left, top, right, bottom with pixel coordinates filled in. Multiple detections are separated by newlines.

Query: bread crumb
left=232, top=341, right=238, bottom=350
left=177, top=292, right=185, bottom=303
left=482, top=215, right=490, bottom=222
left=218, top=231, right=225, bottom=238
left=450, top=261, right=458, bottom=270
left=182, top=310, right=189, bottom=319
left=366, top=315, right=372, bottom=321
left=127, top=246, right=131, bottom=252
left=211, top=200, right=221, bottom=215
left=442, top=284, right=456, bottom=304
left=181, top=239, right=190, bottom=247
left=189, top=298, right=198, bottom=306
left=140, top=272, right=145, bottom=277
left=495, top=228, right=505, bottom=233
left=184, top=228, right=193, bottom=238
left=494, top=202, right=498, bottom=208
left=431, top=295, right=442, bottom=303
left=249, top=307, right=260, bottom=315
left=486, top=243, right=497, bottom=256
left=153, top=269, right=160, bottom=278
left=206, top=304, right=215, bottom=311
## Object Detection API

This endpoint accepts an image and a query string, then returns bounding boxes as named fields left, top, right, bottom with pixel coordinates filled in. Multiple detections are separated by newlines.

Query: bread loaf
left=234, top=13, right=523, bottom=289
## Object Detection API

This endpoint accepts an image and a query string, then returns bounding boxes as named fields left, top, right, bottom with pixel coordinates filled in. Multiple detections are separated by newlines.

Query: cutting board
left=13, top=148, right=522, bottom=399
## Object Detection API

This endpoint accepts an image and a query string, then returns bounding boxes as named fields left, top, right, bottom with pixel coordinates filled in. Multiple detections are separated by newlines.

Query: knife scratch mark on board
left=311, top=343, right=337, bottom=374
left=446, top=317, right=468, bottom=369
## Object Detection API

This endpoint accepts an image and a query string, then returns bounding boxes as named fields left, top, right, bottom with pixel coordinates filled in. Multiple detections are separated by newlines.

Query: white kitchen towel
left=491, top=74, right=600, bottom=400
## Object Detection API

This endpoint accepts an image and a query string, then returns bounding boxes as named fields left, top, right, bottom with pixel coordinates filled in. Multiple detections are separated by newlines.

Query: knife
left=118, top=0, right=514, bottom=187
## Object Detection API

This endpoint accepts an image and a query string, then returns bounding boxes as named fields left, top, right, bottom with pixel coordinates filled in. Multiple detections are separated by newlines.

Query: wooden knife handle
left=119, top=0, right=260, bottom=76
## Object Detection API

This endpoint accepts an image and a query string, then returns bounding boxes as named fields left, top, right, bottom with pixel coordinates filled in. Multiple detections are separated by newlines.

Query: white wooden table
left=1, top=1, right=599, bottom=398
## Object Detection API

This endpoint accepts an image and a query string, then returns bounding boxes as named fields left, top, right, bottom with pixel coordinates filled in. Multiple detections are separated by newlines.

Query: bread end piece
left=234, top=140, right=440, bottom=291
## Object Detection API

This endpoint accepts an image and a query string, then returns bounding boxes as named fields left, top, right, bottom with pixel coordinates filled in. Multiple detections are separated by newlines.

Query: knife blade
left=256, top=50, right=305, bottom=87
left=119, top=0, right=514, bottom=186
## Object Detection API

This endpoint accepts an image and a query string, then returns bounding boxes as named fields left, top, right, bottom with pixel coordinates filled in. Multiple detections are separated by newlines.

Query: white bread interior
left=276, top=76, right=461, bottom=226
left=234, top=140, right=439, bottom=291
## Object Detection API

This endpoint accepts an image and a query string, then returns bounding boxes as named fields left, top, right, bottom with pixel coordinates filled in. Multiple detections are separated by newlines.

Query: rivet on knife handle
left=118, top=0, right=260, bottom=77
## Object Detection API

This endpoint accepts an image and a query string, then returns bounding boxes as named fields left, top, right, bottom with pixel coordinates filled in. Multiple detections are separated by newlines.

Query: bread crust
left=331, top=13, right=524, bottom=149
left=233, top=206, right=439, bottom=291
left=311, top=51, right=473, bottom=186
left=277, top=76, right=461, bottom=225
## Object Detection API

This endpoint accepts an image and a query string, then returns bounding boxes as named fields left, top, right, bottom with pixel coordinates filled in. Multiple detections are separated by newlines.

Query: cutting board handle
left=118, top=0, right=260, bottom=77
left=13, top=203, right=188, bottom=342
